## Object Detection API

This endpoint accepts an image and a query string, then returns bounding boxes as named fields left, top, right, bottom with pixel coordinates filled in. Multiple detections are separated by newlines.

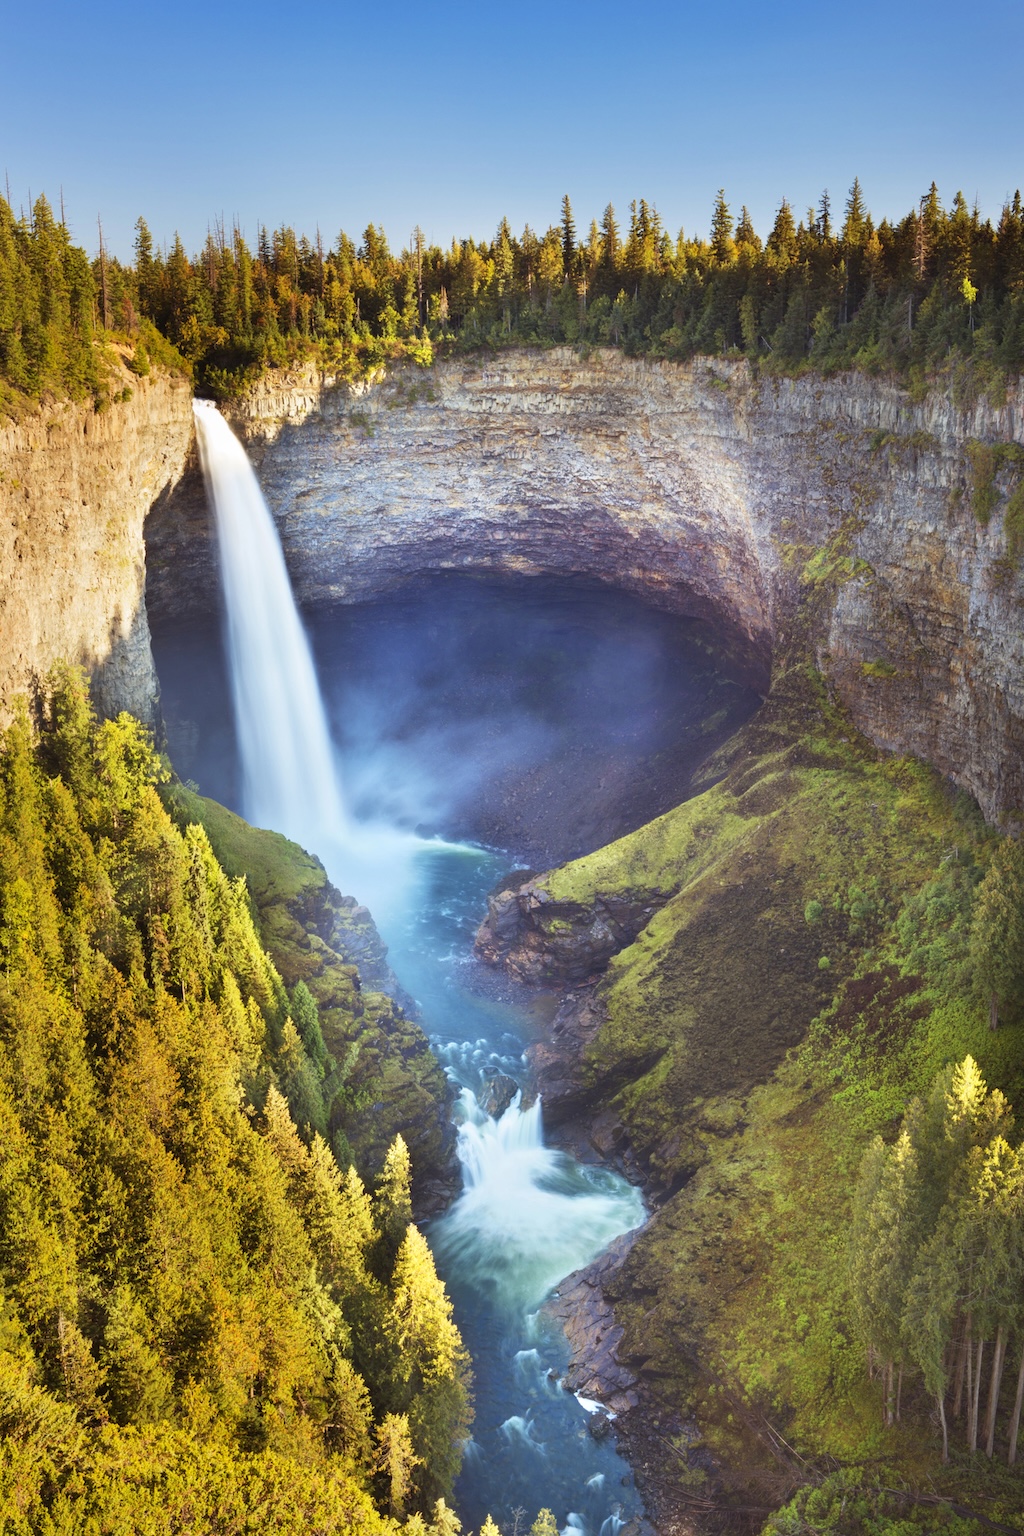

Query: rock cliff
left=0, top=367, right=193, bottom=724
left=147, top=349, right=1024, bottom=825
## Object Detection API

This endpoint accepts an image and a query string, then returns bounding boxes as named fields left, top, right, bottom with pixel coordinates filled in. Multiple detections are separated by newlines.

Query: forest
left=2, top=180, right=1024, bottom=408
left=0, top=667, right=558, bottom=1534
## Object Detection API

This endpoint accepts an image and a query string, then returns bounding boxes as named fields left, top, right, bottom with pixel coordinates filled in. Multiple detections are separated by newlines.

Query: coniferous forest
left=0, top=668, right=494, bottom=1533
left=3, top=181, right=1024, bottom=410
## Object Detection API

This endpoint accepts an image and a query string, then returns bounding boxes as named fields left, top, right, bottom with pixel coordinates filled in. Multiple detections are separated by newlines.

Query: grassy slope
left=525, top=664, right=1024, bottom=1527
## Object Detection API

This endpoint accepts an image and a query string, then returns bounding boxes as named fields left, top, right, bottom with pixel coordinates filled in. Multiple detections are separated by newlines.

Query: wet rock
left=482, top=1071, right=520, bottom=1119
left=544, top=1229, right=645, bottom=1417
left=476, top=882, right=658, bottom=983
left=588, top=1412, right=614, bottom=1441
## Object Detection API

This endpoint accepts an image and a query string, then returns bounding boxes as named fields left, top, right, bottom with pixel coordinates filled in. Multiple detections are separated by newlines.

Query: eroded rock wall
left=147, top=350, right=1024, bottom=821
left=1, top=368, right=193, bottom=724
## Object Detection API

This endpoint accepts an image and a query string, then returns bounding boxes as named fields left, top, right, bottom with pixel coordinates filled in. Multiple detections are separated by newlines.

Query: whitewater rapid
left=436, top=1088, right=642, bottom=1312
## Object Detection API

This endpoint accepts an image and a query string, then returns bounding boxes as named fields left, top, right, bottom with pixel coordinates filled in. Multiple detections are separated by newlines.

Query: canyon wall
left=0, top=368, right=193, bottom=724
left=147, top=349, right=1024, bottom=823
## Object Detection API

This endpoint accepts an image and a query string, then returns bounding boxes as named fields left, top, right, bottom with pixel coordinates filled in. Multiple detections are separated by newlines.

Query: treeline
left=850, top=1055, right=1024, bottom=1464
left=0, top=668, right=478, bottom=1530
left=4, top=181, right=1024, bottom=408
left=0, top=195, right=101, bottom=407
left=124, top=181, right=1024, bottom=398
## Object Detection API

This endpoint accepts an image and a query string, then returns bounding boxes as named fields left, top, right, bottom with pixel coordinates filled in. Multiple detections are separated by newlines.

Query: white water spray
left=435, top=1089, right=643, bottom=1312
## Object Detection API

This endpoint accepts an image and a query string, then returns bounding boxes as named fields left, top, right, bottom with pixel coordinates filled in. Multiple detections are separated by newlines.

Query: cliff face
left=147, top=350, right=1024, bottom=824
left=0, top=369, right=193, bottom=724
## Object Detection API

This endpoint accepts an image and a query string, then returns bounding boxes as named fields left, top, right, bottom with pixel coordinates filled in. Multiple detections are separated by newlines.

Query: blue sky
left=4, top=0, right=1022, bottom=260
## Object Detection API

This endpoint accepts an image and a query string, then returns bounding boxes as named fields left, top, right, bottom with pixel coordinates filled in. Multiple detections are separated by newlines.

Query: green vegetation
left=161, top=786, right=454, bottom=1183
left=0, top=668, right=472, bottom=1531
left=849, top=1056, right=1024, bottom=1464
left=6, top=179, right=1024, bottom=407
left=517, top=661, right=1024, bottom=1531
left=124, top=181, right=1024, bottom=400
left=0, top=195, right=101, bottom=415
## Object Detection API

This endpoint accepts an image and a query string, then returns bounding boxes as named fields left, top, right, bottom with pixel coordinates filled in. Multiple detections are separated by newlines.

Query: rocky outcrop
left=148, top=349, right=1024, bottom=825
left=545, top=1228, right=644, bottom=1415
left=1, top=366, right=192, bottom=725
left=478, top=879, right=661, bottom=982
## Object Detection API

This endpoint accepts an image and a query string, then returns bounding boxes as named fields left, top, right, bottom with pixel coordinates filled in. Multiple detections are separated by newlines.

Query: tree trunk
left=885, top=1358, right=894, bottom=1428
left=896, top=1363, right=903, bottom=1421
left=963, top=1326, right=974, bottom=1428
left=938, top=1390, right=949, bottom=1463
left=953, top=1319, right=968, bottom=1420
left=970, top=1338, right=986, bottom=1452
left=1008, top=1337, right=1024, bottom=1466
left=986, top=1324, right=1008, bottom=1457
left=990, top=991, right=999, bottom=1031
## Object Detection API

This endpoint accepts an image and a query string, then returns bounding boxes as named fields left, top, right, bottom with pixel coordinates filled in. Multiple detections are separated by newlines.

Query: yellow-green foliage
left=540, top=688, right=961, bottom=1189
left=964, top=438, right=1024, bottom=526
left=162, top=785, right=454, bottom=1183
left=0, top=669, right=470, bottom=1527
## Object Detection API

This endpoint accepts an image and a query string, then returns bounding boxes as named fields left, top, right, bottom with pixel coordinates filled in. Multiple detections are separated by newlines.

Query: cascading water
left=192, top=400, right=348, bottom=856
left=438, top=1090, right=641, bottom=1311
left=194, top=404, right=649, bottom=1535
left=192, top=400, right=419, bottom=920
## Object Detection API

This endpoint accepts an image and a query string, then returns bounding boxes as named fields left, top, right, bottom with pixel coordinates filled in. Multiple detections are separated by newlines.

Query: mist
left=153, top=575, right=758, bottom=867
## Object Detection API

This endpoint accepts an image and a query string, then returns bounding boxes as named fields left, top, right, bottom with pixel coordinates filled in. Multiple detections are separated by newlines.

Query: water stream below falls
left=379, top=846, right=646, bottom=1533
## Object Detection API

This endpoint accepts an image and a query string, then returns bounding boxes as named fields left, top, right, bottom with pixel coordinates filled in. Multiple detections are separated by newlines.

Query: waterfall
left=193, top=400, right=348, bottom=854
left=193, top=402, right=648, bottom=1529
left=193, top=401, right=424, bottom=916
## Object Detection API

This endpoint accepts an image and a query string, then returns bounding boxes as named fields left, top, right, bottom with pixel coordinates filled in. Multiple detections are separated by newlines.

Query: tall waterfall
left=193, top=401, right=349, bottom=854
left=193, top=401, right=419, bottom=914
left=193, top=401, right=648, bottom=1531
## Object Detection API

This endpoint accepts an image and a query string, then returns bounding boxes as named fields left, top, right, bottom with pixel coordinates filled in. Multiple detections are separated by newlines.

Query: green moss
left=1004, top=479, right=1024, bottom=562
left=523, top=667, right=1018, bottom=1512
left=861, top=658, right=898, bottom=678
left=964, top=438, right=1024, bottom=525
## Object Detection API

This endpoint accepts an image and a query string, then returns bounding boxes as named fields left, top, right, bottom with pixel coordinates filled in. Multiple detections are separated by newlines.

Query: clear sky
left=4, top=0, right=1022, bottom=261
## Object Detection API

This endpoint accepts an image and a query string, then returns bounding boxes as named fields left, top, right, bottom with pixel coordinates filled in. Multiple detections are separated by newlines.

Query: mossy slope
left=521, top=666, right=1024, bottom=1525
left=163, top=785, right=454, bottom=1198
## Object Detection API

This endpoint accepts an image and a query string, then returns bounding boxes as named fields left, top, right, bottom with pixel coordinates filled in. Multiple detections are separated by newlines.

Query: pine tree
left=387, top=1226, right=461, bottom=1385
left=374, top=1411, right=421, bottom=1516
left=375, top=1135, right=413, bottom=1269
left=560, top=195, right=577, bottom=275
left=710, top=190, right=734, bottom=264
left=969, top=837, right=1024, bottom=1028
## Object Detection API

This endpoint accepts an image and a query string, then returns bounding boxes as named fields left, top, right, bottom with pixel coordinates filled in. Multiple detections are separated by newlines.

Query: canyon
left=5, top=348, right=1024, bottom=1527
left=5, top=349, right=1020, bottom=829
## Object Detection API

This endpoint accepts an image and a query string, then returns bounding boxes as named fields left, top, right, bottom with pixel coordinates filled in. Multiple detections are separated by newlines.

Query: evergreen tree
left=969, top=837, right=1024, bottom=1027
left=560, top=195, right=577, bottom=274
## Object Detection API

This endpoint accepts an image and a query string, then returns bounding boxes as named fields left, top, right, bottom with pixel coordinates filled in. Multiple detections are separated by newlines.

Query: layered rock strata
left=147, top=350, right=1024, bottom=824
left=1, top=367, right=192, bottom=725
